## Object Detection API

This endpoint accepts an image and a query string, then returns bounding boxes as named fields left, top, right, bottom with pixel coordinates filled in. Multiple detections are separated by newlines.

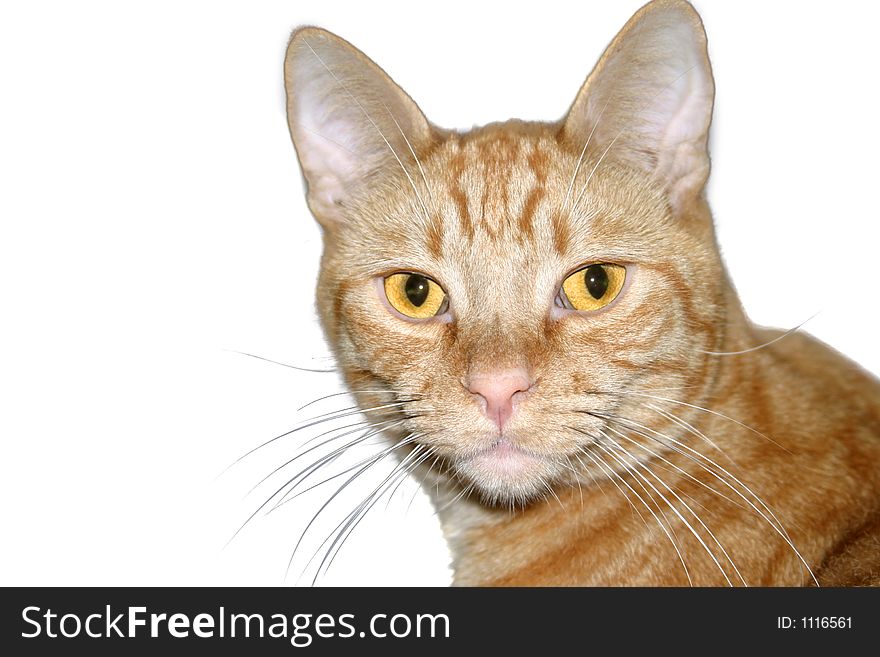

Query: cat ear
left=284, top=27, right=433, bottom=228
left=561, top=0, right=714, bottom=216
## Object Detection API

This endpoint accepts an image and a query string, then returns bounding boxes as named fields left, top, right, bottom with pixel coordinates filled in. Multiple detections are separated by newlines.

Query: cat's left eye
left=383, top=272, right=448, bottom=319
left=556, top=263, right=626, bottom=312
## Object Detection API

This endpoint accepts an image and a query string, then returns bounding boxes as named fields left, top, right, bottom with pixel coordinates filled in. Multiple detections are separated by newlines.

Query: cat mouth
left=468, top=438, right=542, bottom=467
left=455, top=438, right=557, bottom=500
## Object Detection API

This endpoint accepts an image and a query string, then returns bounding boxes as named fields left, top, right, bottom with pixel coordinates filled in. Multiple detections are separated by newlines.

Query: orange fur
left=283, top=1, right=880, bottom=585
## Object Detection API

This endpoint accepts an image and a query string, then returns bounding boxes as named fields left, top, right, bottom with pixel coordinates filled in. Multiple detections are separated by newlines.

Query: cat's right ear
left=284, top=27, right=433, bottom=229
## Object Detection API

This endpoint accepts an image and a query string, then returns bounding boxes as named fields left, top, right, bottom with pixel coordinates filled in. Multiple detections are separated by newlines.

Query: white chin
left=455, top=440, right=556, bottom=504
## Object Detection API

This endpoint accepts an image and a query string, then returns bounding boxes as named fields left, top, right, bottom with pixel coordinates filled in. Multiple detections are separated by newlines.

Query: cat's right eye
left=383, top=272, right=448, bottom=319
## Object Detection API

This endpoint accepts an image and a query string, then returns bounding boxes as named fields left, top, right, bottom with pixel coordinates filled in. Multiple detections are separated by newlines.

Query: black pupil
left=584, top=265, right=609, bottom=299
left=405, top=274, right=430, bottom=307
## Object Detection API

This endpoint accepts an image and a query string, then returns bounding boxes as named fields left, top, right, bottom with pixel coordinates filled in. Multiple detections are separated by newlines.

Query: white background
left=1, top=0, right=878, bottom=586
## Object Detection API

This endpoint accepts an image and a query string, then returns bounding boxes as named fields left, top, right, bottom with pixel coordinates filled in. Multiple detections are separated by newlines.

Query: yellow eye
left=559, top=263, right=626, bottom=311
left=383, top=272, right=448, bottom=319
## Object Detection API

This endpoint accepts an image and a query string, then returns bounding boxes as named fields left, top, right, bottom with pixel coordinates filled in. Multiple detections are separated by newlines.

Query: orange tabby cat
left=282, top=0, right=880, bottom=585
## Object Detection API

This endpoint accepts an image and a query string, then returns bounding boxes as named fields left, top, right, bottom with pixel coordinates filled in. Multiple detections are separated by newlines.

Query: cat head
left=284, top=0, right=728, bottom=504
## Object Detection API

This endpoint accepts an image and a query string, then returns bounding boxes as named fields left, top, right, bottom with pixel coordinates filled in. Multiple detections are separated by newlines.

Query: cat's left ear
left=561, top=0, right=714, bottom=217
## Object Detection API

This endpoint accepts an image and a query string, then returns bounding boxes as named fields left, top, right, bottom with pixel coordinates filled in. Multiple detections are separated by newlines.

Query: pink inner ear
left=652, top=68, right=714, bottom=211
left=295, top=110, right=358, bottom=196
left=285, top=28, right=433, bottom=227
left=564, top=4, right=714, bottom=215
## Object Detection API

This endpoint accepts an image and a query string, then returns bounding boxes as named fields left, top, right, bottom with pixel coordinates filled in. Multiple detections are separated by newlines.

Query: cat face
left=285, top=0, right=724, bottom=504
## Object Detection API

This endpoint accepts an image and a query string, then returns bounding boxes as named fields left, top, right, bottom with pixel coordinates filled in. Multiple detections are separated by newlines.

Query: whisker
left=435, top=479, right=475, bottom=516
left=597, top=436, right=728, bottom=585
left=223, top=400, right=416, bottom=474
left=297, top=389, right=415, bottom=412
left=543, top=481, right=565, bottom=510
left=223, top=348, right=337, bottom=373
left=407, top=452, right=444, bottom=515
left=580, top=448, right=643, bottom=524
left=225, top=424, right=401, bottom=548
left=250, top=418, right=405, bottom=497
left=701, top=312, right=819, bottom=356
left=595, top=412, right=818, bottom=585
left=581, top=446, right=693, bottom=586
left=599, top=431, right=745, bottom=586
left=576, top=441, right=688, bottom=571
left=561, top=456, right=585, bottom=509
left=270, top=423, right=420, bottom=512
left=593, top=411, right=788, bottom=533
left=317, top=446, right=437, bottom=582
left=287, top=434, right=422, bottom=582
left=643, top=402, right=741, bottom=471
left=297, top=416, right=403, bottom=452
left=275, top=447, right=393, bottom=509
left=300, top=443, right=428, bottom=584
left=598, top=423, right=744, bottom=510
left=566, top=446, right=610, bottom=501
left=626, top=391, right=792, bottom=454
left=385, top=446, right=438, bottom=512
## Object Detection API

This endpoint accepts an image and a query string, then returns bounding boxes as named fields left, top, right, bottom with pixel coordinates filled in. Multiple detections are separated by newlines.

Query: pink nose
left=466, top=368, right=533, bottom=432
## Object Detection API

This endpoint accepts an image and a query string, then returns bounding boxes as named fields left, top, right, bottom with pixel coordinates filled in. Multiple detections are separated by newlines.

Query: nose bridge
left=461, top=313, right=532, bottom=374
left=456, top=243, right=546, bottom=376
